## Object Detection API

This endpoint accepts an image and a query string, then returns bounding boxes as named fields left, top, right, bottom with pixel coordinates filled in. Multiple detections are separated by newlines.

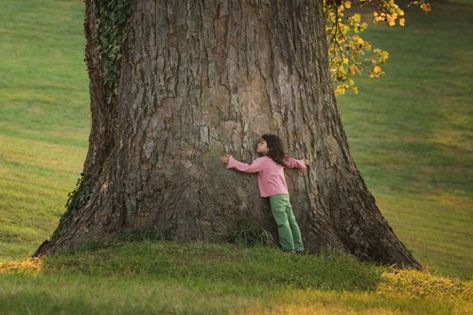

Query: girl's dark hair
left=260, top=134, right=287, bottom=166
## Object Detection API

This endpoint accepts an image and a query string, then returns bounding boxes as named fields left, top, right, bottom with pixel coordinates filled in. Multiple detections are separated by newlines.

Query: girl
left=221, top=134, right=309, bottom=253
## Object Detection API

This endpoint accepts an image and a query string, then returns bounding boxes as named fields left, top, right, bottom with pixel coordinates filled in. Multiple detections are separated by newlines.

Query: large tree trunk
left=35, top=0, right=420, bottom=269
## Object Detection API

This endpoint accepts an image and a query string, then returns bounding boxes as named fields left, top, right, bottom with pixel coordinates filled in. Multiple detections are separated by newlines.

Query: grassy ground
left=1, top=241, right=472, bottom=314
left=0, top=0, right=473, bottom=313
left=337, top=1, right=473, bottom=278
left=0, top=0, right=88, bottom=259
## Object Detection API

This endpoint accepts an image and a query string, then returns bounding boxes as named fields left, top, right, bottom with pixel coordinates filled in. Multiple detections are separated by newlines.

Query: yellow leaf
left=353, top=35, right=364, bottom=45
left=344, top=1, right=351, bottom=9
left=335, top=85, right=346, bottom=96
left=421, top=3, right=431, bottom=13
left=349, top=65, right=357, bottom=75
left=399, top=18, right=405, bottom=26
left=373, top=65, right=382, bottom=73
left=375, top=15, right=385, bottom=22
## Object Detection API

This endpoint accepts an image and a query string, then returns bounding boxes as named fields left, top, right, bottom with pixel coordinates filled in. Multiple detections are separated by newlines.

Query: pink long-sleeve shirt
left=226, top=155, right=306, bottom=197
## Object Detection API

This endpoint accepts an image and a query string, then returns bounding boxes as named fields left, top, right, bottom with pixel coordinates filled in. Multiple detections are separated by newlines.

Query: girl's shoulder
left=256, top=155, right=272, bottom=162
left=257, top=155, right=281, bottom=167
left=253, top=155, right=272, bottom=164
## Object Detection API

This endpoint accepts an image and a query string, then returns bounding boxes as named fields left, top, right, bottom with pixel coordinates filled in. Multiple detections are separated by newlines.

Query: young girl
left=221, top=134, right=309, bottom=253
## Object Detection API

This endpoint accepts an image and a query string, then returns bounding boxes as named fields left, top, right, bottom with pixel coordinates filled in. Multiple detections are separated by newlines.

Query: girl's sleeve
left=227, top=155, right=264, bottom=173
left=284, top=157, right=307, bottom=171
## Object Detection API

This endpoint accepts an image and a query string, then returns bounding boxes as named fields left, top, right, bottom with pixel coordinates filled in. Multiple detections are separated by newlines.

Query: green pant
left=269, top=194, right=304, bottom=252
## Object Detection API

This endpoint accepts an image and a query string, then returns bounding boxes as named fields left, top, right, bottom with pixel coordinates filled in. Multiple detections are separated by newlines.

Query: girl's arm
left=224, top=155, right=264, bottom=173
left=284, top=157, right=308, bottom=171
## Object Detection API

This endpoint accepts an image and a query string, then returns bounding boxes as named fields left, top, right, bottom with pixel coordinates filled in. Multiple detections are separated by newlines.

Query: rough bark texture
left=35, top=0, right=421, bottom=269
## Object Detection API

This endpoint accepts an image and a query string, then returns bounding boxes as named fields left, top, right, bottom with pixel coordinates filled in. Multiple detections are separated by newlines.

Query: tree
left=35, top=0, right=421, bottom=269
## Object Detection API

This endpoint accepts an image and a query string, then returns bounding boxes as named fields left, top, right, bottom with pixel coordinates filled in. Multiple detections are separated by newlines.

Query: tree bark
left=35, top=0, right=421, bottom=269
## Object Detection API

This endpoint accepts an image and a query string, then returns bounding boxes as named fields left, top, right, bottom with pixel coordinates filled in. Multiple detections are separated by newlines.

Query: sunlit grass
left=1, top=241, right=472, bottom=314
left=338, top=2, right=473, bottom=277
left=0, top=0, right=88, bottom=259
left=0, top=133, right=86, bottom=259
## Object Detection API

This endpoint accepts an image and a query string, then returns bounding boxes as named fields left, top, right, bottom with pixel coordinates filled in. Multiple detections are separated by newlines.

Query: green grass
left=1, top=241, right=472, bottom=314
left=0, top=0, right=88, bottom=259
left=1, top=0, right=473, bottom=312
left=0, top=0, right=89, bottom=144
left=337, top=2, right=473, bottom=278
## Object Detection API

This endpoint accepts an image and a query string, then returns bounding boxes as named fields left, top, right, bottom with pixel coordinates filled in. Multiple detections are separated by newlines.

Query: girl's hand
left=220, top=154, right=230, bottom=164
left=303, top=158, right=310, bottom=166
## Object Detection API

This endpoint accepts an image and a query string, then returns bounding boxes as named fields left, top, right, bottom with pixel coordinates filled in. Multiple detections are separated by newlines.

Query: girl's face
left=256, top=139, right=269, bottom=155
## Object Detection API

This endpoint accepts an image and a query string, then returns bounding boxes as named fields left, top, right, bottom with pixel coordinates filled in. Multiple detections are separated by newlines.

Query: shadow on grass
left=0, top=289, right=210, bottom=315
left=41, top=240, right=383, bottom=292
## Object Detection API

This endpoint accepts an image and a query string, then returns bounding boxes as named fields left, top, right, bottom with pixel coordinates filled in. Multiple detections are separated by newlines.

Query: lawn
left=1, top=241, right=472, bottom=314
left=337, top=1, right=473, bottom=278
left=0, top=0, right=472, bottom=313
left=0, top=0, right=88, bottom=259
